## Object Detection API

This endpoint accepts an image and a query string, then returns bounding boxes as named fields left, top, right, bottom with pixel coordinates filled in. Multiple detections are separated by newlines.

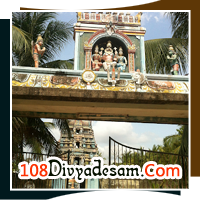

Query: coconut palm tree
left=163, top=125, right=184, bottom=155
left=166, top=12, right=188, bottom=39
left=12, top=12, right=74, bottom=68
left=12, top=117, right=57, bottom=154
left=162, top=125, right=188, bottom=156
left=163, top=125, right=188, bottom=188
left=145, top=12, right=189, bottom=75
left=12, top=117, right=72, bottom=154
left=12, top=12, right=73, bottom=156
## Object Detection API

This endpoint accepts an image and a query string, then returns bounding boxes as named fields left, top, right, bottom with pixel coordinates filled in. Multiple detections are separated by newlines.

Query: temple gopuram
left=60, top=120, right=98, bottom=165
left=60, top=120, right=99, bottom=189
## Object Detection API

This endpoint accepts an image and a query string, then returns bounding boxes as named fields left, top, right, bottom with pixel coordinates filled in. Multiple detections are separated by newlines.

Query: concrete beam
left=12, top=86, right=188, bottom=124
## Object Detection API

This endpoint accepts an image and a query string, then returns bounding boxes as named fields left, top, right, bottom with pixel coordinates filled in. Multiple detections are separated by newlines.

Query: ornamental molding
left=82, top=70, right=96, bottom=83
left=85, top=26, right=133, bottom=48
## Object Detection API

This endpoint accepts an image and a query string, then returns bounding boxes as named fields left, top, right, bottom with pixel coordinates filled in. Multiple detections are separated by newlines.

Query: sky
left=43, top=11, right=179, bottom=163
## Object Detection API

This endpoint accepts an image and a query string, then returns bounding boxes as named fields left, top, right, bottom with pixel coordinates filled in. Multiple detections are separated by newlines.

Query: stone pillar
left=74, top=32, right=80, bottom=70
left=118, top=13, right=123, bottom=22
left=91, top=12, right=96, bottom=20
left=69, top=179, right=75, bottom=189
left=124, top=13, right=129, bottom=23
left=98, top=12, right=103, bottom=21
left=85, top=179, right=88, bottom=189
left=85, top=12, right=89, bottom=20
left=80, top=157, right=84, bottom=165
left=96, top=13, right=100, bottom=21
left=128, top=48, right=136, bottom=72
left=112, top=12, right=118, bottom=23
left=140, top=35, right=146, bottom=73
left=70, top=156, right=75, bottom=165
left=79, top=141, right=82, bottom=148
left=87, top=179, right=99, bottom=189
left=84, top=46, right=92, bottom=70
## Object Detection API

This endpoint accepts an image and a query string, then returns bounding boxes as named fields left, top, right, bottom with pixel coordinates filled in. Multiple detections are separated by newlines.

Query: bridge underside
left=12, top=86, right=188, bottom=124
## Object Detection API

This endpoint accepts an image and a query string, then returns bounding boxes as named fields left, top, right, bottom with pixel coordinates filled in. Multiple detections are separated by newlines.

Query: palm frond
left=12, top=25, right=31, bottom=52
left=53, top=119, right=71, bottom=138
left=12, top=12, right=73, bottom=66
left=12, top=117, right=60, bottom=155
left=41, top=20, right=73, bottom=62
left=165, top=12, right=189, bottom=40
left=40, top=59, right=74, bottom=69
left=178, top=125, right=188, bottom=156
left=44, top=122, right=56, bottom=129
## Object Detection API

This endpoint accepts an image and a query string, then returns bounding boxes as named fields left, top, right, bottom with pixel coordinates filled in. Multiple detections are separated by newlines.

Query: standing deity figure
left=91, top=45, right=103, bottom=71
left=31, top=34, right=46, bottom=68
left=101, top=41, right=117, bottom=81
left=167, top=45, right=179, bottom=75
left=116, top=47, right=127, bottom=80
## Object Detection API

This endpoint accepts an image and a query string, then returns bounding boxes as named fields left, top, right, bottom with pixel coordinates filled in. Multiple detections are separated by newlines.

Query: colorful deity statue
left=135, top=12, right=143, bottom=23
left=91, top=45, right=103, bottom=71
left=116, top=47, right=127, bottom=80
left=101, top=40, right=117, bottom=81
left=167, top=45, right=179, bottom=75
left=31, top=34, right=46, bottom=68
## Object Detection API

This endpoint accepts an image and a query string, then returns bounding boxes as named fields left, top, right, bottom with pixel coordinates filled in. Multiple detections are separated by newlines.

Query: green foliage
left=145, top=12, right=189, bottom=75
left=97, top=151, right=106, bottom=161
left=166, top=12, right=189, bottom=40
left=145, top=38, right=188, bottom=75
left=12, top=117, right=72, bottom=156
left=12, top=13, right=73, bottom=157
left=117, top=125, right=188, bottom=188
left=12, top=25, right=31, bottom=55
left=52, top=119, right=71, bottom=139
left=12, top=117, right=60, bottom=155
left=41, top=59, right=74, bottom=69
left=12, top=12, right=74, bottom=68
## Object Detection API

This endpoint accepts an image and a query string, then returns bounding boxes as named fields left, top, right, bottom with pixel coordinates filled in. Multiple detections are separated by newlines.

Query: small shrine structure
left=74, top=12, right=145, bottom=74
left=12, top=12, right=188, bottom=125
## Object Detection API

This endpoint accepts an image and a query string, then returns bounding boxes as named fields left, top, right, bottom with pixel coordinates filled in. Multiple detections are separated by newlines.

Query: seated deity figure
left=91, top=45, right=102, bottom=71
left=101, top=40, right=117, bottom=81
left=116, top=47, right=127, bottom=80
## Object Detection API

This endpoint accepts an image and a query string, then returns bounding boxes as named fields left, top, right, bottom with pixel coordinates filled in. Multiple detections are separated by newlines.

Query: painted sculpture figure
left=135, top=12, right=143, bottom=23
left=132, top=69, right=146, bottom=91
left=105, top=21, right=116, bottom=36
left=101, top=41, right=117, bottom=81
left=167, top=45, right=179, bottom=75
left=31, top=34, right=46, bottom=68
left=91, top=45, right=102, bottom=71
left=116, top=47, right=127, bottom=80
